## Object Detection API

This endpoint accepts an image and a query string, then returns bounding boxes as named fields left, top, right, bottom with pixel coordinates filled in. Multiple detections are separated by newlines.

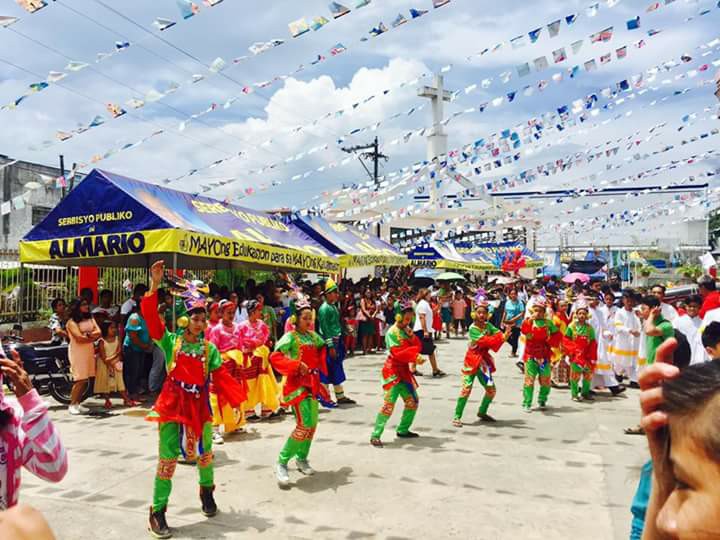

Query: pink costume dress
left=207, top=322, right=246, bottom=432
left=237, top=319, right=279, bottom=414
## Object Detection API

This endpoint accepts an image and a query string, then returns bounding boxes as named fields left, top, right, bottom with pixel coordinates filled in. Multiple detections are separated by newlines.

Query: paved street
left=27, top=337, right=646, bottom=540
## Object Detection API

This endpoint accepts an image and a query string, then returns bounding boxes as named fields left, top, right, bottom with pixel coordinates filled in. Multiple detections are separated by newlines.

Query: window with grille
left=31, top=206, right=52, bottom=225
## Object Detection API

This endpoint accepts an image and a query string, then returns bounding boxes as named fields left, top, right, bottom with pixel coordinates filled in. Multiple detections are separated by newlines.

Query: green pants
left=454, top=372, right=496, bottom=420
left=523, top=359, right=552, bottom=408
left=153, top=421, right=213, bottom=512
left=279, top=397, right=319, bottom=465
left=570, top=363, right=593, bottom=398
left=371, top=383, right=418, bottom=439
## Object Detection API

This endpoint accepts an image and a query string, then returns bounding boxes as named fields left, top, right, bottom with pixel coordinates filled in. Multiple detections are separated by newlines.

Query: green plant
left=677, top=263, right=703, bottom=281
left=639, top=264, right=655, bottom=277
left=212, top=269, right=276, bottom=290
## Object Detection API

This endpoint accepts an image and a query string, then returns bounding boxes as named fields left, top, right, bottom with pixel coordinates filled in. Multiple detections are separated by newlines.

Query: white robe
left=611, top=308, right=641, bottom=379
left=596, top=305, right=617, bottom=374
left=690, top=307, right=720, bottom=365
left=636, top=327, right=647, bottom=382
left=661, top=302, right=678, bottom=323
left=589, top=306, right=619, bottom=387
left=673, top=314, right=701, bottom=366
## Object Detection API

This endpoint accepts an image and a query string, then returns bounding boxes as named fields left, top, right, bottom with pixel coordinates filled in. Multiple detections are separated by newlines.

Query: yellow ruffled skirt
left=241, top=346, right=280, bottom=413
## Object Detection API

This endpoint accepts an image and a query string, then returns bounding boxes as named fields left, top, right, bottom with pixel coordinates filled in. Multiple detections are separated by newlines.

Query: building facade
left=0, top=156, right=80, bottom=250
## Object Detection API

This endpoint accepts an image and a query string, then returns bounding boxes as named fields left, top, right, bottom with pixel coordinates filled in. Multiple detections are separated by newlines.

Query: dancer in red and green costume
left=270, top=296, right=331, bottom=488
left=563, top=299, right=598, bottom=402
left=452, top=294, right=509, bottom=427
left=521, top=295, right=561, bottom=412
left=370, top=301, right=422, bottom=447
left=143, top=261, right=246, bottom=539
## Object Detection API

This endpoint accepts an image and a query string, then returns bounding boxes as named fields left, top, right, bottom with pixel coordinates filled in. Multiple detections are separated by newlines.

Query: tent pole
left=17, top=262, right=24, bottom=329
left=172, top=253, right=178, bottom=326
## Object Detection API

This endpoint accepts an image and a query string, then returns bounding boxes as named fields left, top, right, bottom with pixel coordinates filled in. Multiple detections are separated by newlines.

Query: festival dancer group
left=138, top=260, right=617, bottom=538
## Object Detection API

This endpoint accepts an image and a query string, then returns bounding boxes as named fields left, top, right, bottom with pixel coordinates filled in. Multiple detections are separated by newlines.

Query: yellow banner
left=339, top=253, right=408, bottom=268
left=20, top=229, right=340, bottom=273
left=410, top=258, right=492, bottom=272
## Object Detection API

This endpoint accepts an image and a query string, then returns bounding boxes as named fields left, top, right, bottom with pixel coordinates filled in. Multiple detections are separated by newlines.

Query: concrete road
left=26, top=337, right=646, bottom=539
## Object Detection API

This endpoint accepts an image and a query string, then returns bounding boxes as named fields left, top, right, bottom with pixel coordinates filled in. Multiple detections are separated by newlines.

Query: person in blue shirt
left=123, top=304, right=153, bottom=397
left=502, top=288, right=525, bottom=358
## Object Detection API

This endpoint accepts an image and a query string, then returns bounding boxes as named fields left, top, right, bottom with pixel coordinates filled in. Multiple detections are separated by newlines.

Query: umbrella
left=488, top=276, right=517, bottom=285
left=435, top=272, right=466, bottom=282
left=562, top=272, right=590, bottom=284
left=413, top=268, right=441, bottom=279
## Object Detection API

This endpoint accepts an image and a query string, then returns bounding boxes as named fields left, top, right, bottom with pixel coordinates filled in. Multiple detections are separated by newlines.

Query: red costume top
left=562, top=322, right=598, bottom=369
left=382, top=324, right=422, bottom=391
left=521, top=318, right=561, bottom=362
left=463, top=322, right=505, bottom=376
left=700, top=290, right=720, bottom=318
left=270, top=330, right=330, bottom=406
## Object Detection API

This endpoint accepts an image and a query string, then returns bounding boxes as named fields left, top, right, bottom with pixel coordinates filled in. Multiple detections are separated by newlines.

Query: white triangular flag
left=47, top=71, right=67, bottom=83
left=65, top=61, right=89, bottom=72
left=0, top=16, right=19, bottom=28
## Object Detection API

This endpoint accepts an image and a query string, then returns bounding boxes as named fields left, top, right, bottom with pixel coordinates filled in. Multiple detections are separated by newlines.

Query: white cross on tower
left=418, top=74, right=453, bottom=161
left=418, top=74, right=454, bottom=204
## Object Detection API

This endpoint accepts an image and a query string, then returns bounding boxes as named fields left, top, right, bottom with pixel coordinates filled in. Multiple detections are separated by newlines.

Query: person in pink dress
left=66, top=298, right=101, bottom=415
left=0, top=348, right=68, bottom=509
left=207, top=300, right=246, bottom=444
left=238, top=300, right=280, bottom=420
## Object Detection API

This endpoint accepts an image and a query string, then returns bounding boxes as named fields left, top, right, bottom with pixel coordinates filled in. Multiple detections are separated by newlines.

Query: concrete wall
left=0, top=157, right=68, bottom=250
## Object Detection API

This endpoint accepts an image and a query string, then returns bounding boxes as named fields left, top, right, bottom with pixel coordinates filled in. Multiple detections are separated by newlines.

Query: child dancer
left=238, top=300, right=280, bottom=420
left=370, top=301, right=422, bottom=447
left=551, top=299, right=571, bottom=387
left=207, top=299, right=246, bottom=444
left=563, top=299, right=598, bottom=402
left=142, top=262, right=246, bottom=538
left=521, top=295, right=561, bottom=412
left=270, top=298, right=329, bottom=488
left=453, top=294, right=508, bottom=427
left=95, top=320, right=137, bottom=409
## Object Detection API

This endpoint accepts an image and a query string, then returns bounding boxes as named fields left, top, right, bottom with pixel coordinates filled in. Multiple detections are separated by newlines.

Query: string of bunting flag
left=1, top=0, right=228, bottom=112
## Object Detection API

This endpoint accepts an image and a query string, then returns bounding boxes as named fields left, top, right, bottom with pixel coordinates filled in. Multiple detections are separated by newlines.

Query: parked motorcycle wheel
left=49, top=378, right=73, bottom=405
left=49, top=377, right=94, bottom=405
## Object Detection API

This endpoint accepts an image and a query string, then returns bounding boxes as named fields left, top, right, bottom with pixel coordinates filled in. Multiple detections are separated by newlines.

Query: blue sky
left=1, top=0, right=719, bottom=247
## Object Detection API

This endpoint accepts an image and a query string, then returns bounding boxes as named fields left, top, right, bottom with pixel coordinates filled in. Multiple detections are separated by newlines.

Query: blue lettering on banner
left=49, top=233, right=146, bottom=259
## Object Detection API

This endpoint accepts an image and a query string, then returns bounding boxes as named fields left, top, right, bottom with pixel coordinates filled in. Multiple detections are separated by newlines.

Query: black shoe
left=336, top=396, right=357, bottom=405
left=629, top=381, right=640, bottom=389
left=396, top=431, right=420, bottom=438
left=149, top=507, right=172, bottom=539
left=588, top=390, right=597, bottom=397
left=610, top=385, right=627, bottom=396
left=582, top=394, right=595, bottom=402
left=200, top=486, right=217, bottom=517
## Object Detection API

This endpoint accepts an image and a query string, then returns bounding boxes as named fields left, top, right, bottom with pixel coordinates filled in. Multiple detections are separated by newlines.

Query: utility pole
left=59, top=154, right=66, bottom=199
left=342, top=136, right=388, bottom=237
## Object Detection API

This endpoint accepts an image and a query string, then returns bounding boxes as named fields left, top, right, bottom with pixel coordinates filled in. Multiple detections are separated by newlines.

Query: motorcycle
left=2, top=336, right=81, bottom=405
